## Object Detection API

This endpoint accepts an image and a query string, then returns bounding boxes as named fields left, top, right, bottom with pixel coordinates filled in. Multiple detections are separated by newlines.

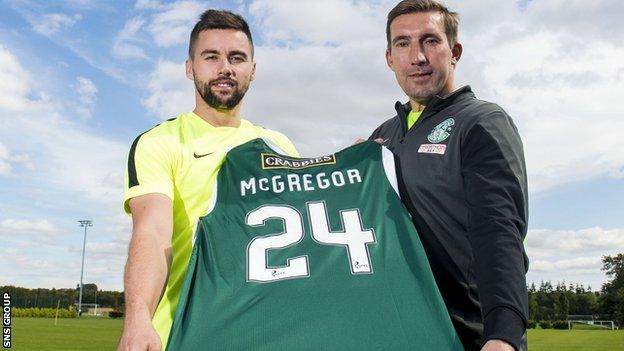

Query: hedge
left=12, top=307, right=76, bottom=318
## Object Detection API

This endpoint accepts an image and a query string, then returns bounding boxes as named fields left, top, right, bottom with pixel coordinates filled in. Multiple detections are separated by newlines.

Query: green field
left=528, top=329, right=624, bottom=351
left=8, top=317, right=624, bottom=350
left=10, top=317, right=122, bottom=351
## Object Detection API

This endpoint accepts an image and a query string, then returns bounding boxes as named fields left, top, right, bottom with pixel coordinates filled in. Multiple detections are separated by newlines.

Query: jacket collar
left=394, top=85, right=474, bottom=121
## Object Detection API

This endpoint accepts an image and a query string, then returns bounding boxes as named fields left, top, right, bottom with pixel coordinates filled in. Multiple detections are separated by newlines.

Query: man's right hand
left=117, top=314, right=162, bottom=351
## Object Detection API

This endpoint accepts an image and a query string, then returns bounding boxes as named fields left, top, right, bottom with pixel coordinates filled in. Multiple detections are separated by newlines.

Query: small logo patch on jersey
left=271, top=270, right=286, bottom=278
left=418, top=144, right=447, bottom=155
left=427, top=117, right=455, bottom=143
left=354, top=261, right=370, bottom=270
left=261, top=154, right=336, bottom=170
left=193, top=151, right=214, bottom=158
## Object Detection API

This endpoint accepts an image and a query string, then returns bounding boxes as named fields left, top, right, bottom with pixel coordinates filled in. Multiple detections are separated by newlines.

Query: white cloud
left=3, top=0, right=623, bottom=292
left=0, top=46, right=129, bottom=290
left=524, top=0, right=624, bottom=45
left=0, top=218, right=60, bottom=245
left=451, top=0, right=520, bottom=39
left=0, top=215, right=130, bottom=290
left=0, top=46, right=126, bottom=214
left=531, top=258, right=602, bottom=275
left=526, top=227, right=624, bottom=289
left=138, top=0, right=624, bottom=185
left=39, top=124, right=127, bottom=204
left=32, top=13, right=82, bottom=37
left=0, top=141, right=34, bottom=176
left=439, top=1, right=624, bottom=193
left=63, top=216, right=131, bottom=288
left=244, top=0, right=624, bottom=188
left=0, top=163, right=9, bottom=176
left=142, top=59, right=194, bottom=120
left=0, top=45, right=33, bottom=111
left=100, top=214, right=133, bottom=256
left=242, top=42, right=401, bottom=156
left=112, top=17, right=149, bottom=60
left=74, top=76, right=98, bottom=120
left=0, top=247, right=79, bottom=289
left=0, top=142, right=12, bottom=175
left=148, top=0, right=205, bottom=47
left=10, top=7, right=130, bottom=84
left=468, top=29, right=624, bottom=192
left=529, top=260, right=554, bottom=272
left=526, top=227, right=624, bottom=259
left=138, top=0, right=400, bottom=156
left=135, top=0, right=165, bottom=10
left=0, top=218, right=57, bottom=235
left=83, top=241, right=128, bottom=260
left=5, top=250, right=53, bottom=271
left=249, top=0, right=386, bottom=45
left=59, top=40, right=135, bottom=86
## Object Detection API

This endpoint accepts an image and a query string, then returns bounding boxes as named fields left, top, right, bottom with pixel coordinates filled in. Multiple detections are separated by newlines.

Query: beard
left=195, top=77, right=249, bottom=110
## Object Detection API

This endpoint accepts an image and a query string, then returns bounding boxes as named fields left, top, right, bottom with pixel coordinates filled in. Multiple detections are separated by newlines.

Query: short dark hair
left=386, top=0, right=459, bottom=50
left=188, top=9, right=254, bottom=58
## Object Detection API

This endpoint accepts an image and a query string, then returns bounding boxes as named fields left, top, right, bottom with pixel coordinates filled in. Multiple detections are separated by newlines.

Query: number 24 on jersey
left=246, top=201, right=377, bottom=283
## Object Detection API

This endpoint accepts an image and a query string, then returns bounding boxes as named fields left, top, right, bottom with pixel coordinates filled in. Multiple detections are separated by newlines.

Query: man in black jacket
left=369, top=1, right=529, bottom=350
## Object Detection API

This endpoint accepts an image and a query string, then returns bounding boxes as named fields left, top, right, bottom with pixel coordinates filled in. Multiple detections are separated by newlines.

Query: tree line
left=529, top=254, right=624, bottom=326
left=1, top=283, right=124, bottom=310
left=2, top=254, right=623, bottom=325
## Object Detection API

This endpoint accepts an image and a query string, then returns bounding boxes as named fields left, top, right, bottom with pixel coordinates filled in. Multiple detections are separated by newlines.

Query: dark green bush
left=552, top=320, right=568, bottom=329
left=109, top=310, right=124, bottom=318
left=539, top=320, right=552, bottom=329
left=527, top=320, right=537, bottom=329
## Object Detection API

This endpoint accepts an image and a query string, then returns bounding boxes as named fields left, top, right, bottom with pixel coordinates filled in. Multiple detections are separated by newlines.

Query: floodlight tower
left=77, top=220, right=93, bottom=316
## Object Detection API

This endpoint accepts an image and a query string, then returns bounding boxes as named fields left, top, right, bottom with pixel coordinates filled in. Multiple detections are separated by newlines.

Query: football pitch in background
left=7, top=317, right=624, bottom=351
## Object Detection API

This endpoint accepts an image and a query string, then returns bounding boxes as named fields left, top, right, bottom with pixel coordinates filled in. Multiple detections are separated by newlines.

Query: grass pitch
left=528, top=328, right=624, bottom=351
left=8, top=317, right=624, bottom=350
left=10, top=317, right=122, bottom=351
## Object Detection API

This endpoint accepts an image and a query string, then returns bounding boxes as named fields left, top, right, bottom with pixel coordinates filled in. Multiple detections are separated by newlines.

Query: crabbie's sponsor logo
left=261, top=153, right=336, bottom=170
left=418, top=144, right=447, bottom=155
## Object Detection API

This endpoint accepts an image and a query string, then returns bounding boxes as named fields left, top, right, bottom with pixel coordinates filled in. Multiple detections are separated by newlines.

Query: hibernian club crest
left=427, top=118, right=455, bottom=143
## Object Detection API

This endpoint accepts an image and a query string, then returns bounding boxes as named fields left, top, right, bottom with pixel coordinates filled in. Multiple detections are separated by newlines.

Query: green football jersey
left=166, top=139, right=463, bottom=350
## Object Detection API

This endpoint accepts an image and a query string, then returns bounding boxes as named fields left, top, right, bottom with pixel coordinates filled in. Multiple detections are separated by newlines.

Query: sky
left=0, top=0, right=622, bottom=292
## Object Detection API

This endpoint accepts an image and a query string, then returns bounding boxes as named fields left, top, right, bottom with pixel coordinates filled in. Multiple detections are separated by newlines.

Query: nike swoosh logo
left=193, top=152, right=213, bottom=158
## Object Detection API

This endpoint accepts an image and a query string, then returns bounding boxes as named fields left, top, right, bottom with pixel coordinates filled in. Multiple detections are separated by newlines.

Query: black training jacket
left=370, top=86, right=529, bottom=351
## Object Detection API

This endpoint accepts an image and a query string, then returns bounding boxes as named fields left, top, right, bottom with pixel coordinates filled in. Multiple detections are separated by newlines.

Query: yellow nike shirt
left=407, top=110, right=422, bottom=130
left=123, top=111, right=299, bottom=346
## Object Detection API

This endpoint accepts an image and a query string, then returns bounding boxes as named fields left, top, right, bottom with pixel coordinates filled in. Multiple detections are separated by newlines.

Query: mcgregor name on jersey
left=240, top=169, right=362, bottom=197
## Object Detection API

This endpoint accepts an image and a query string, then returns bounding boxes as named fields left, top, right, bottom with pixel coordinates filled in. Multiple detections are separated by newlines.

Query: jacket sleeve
left=369, top=124, right=384, bottom=140
left=461, top=108, right=529, bottom=350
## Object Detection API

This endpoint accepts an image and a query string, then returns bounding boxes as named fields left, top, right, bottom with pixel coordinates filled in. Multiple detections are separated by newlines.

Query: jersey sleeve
left=123, top=131, right=177, bottom=214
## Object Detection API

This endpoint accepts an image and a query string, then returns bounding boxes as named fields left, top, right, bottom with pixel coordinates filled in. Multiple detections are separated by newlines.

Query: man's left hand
left=481, top=339, right=515, bottom=351
left=353, top=138, right=384, bottom=145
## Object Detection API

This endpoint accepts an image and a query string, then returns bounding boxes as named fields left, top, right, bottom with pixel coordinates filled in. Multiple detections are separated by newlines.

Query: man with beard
left=118, top=10, right=298, bottom=351
left=369, top=1, right=529, bottom=350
